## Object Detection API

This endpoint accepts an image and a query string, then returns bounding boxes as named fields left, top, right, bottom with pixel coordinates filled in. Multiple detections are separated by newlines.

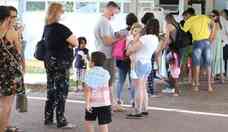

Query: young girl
left=74, top=37, right=89, bottom=92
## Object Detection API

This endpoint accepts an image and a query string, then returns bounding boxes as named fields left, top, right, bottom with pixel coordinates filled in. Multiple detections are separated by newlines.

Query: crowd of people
left=0, top=1, right=228, bottom=132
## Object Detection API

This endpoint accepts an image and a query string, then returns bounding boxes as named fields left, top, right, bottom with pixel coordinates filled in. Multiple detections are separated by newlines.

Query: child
left=84, top=52, right=112, bottom=132
left=74, top=37, right=89, bottom=92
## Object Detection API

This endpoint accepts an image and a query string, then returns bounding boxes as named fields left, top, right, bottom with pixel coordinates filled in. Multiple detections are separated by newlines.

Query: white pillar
left=205, top=0, right=214, bottom=15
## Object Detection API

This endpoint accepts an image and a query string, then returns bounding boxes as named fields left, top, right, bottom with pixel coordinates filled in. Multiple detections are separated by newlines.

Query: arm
left=126, top=40, right=142, bottom=56
left=209, top=21, right=217, bottom=43
left=102, top=36, right=116, bottom=46
left=84, top=85, right=92, bottom=111
left=66, top=35, right=78, bottom=48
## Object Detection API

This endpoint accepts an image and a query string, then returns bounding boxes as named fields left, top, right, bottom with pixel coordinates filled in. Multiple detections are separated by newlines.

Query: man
left=94, top=1, right=120, bottom=106
left=182, top=8, right=213, bottom=92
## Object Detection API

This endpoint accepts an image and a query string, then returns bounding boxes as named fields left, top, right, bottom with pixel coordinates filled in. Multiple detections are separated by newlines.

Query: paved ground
left=11, top=80, right=228, bottom=132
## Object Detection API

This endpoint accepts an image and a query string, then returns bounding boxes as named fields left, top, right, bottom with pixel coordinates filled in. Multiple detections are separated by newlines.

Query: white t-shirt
left=134, top=34, right=159, bottom=63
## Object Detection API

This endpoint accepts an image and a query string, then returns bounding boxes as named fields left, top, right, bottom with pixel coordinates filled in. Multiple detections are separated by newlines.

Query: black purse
left=34, top=28, right=47, bottom=61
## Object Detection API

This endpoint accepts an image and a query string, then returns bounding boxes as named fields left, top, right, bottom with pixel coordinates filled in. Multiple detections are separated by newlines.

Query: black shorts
left=85, top=106, right=112, bottom=125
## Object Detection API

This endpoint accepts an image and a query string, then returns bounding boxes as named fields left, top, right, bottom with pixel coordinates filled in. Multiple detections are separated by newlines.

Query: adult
left=94, top=1, right=120, bottom=106
left=0, top=6, right=25, bottom=131
left=220, top=9, right=228, bottom=77
left=210, top=10, right=225, bottom=83
left=126, top=19, right=159, bottom=118
left=43, top=2, right=78, bottom=128
left=116, top=13, right=138, bottom=106
left=182, top=8, right=213, bottom=92
left=7, top=6, right=26, bottom=67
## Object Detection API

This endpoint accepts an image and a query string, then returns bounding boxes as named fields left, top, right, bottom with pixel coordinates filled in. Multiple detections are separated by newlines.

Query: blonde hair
left=130, top=23, right=143, bottom=34
left=46, top=2, right=63, bottom=24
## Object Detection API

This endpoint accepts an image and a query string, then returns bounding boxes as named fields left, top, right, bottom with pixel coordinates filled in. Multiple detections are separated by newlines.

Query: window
left=123, top=2, right=130, bottom=13
left=99, top=2, right=121, bottom=12
left=76, top=2, right=97, bottom=13
left=47, top=1, right=74, bottom=13
left=26, top=1, right=46, bottom=11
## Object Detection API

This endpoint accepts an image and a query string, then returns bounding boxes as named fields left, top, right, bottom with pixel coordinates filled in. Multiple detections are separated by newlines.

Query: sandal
left=5, top=127, right=24, bottom=132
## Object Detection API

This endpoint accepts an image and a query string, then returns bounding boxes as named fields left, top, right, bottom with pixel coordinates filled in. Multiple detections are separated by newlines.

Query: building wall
left=215, top=0, right=228, bottom=10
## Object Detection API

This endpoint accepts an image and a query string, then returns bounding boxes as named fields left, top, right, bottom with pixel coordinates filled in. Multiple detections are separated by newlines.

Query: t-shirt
left=135, top=35, right=159, bottom=63
left=84, top=66, right=111, bottom=107
left=45, top=23, right=73, bottom=61
left=94, top=16, right=114, bottom=59
left=182, top=15, right=211, bottom=41
left=74, top=48, right=89, bottom=69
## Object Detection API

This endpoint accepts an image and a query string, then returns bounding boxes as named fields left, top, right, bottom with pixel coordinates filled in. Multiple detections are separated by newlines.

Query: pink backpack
left=112, top=39, right=126, bottom=60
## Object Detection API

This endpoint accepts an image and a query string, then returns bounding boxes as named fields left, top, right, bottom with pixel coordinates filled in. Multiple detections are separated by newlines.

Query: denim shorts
left=131, top=61, right=152, bottom=79
left=192, top=40, right=212, bottom=67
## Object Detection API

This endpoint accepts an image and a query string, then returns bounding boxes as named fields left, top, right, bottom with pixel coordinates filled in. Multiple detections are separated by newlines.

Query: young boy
left=84, top=51, right=112, bottom=132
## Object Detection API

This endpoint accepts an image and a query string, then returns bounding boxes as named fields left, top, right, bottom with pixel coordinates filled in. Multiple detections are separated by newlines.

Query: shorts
left=192, top=40, right=212, bottom=67
left=131, top=61, right=152, bottom=79
left=85, top=106, right=112, bottom=125
left=103, top=59, right=115, bottom=86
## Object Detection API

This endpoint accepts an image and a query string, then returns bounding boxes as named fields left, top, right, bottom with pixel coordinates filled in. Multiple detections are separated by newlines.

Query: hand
left=86, top=104, right=92, bottom=113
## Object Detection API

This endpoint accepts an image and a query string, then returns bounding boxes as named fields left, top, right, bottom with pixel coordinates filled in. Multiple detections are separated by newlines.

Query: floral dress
left=0, top=38, right=24, bottom=96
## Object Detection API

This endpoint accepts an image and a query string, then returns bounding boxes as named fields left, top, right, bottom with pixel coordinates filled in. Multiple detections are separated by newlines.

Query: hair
left=130, top=23, right=143, bottom=34
left=0, top=6, right=10, bottom=24
left=222, top=9, right=228, bottom=20
left=184, top=8, right=195, bottom=16
left=211, top=9, right=222, bottom=29
left=106, top=1, right=120, bottom=10
left=126, top=13, right=138, bottom=31
left=145, top=18, right=160, bottom=36
left=46, top=2, right=63, bottom=24
left=8, top=6, right=17, bottom=13
left=141, top=12, right=155, bottom=25
left=78, top=37, right=87, bottom=48
left=165, top=13, right=177, bottom=25
left=91, top=52, right=106, bottom=67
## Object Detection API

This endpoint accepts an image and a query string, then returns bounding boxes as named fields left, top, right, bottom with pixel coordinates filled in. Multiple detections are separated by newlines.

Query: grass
left=25, top=59, right=77, bottom=88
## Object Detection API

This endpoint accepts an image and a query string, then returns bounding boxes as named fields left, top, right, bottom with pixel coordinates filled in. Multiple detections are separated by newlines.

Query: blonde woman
left=126, top=19, right=159, bottom=118
left=43, top=2, right=78, bottom=128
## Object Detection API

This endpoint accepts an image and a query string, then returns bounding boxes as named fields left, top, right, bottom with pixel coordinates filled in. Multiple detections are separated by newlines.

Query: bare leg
left=193, top=66, right=200, bottom=91
left=142, top=79, right=148, bottom=112
left=0, top=95, right=14, bottom=130
left=207, top=66, right=213, bottom=92
left=99, top=124, right=109, bottom=132
left=84, top=121, right=94, bottom=132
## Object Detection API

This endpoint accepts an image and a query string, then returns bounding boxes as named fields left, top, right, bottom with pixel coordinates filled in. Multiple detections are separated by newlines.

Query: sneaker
left=141, top=112, right=149, bottom=116
left=126, top=113, right=144, bottom=119
left=57, top=123, right=76, bottom=129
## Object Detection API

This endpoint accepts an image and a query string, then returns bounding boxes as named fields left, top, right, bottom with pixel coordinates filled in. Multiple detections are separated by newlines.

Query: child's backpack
left=112, top=39, right=126, bottom=60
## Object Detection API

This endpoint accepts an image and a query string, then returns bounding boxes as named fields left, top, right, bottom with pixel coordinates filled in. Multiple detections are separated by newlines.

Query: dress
left=0, top=38, right=24, bottom=96
left=212, top=30, right=225, bottom=75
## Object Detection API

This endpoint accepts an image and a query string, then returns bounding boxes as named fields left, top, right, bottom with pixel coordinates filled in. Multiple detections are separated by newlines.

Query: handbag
left=16, top=93, right=28, bottom=112
left=34, top=28, right=47, bottom=61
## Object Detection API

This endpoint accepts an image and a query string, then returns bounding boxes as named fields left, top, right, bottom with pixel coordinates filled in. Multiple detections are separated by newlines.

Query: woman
left=0, top=6, right=25, bottom=132
left=115, top=13, right=138, bottom=107
left=43, top=3, right=78, bottom=128
left=210, top=10, right=225, bottom=83
left=126, top=19, right=159, bottom=118
left=220, top=9, right=228, bottom=78
left=163, top=13, right=181, bottom=96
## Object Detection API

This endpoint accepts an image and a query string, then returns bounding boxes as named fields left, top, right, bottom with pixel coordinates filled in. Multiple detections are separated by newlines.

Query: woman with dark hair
left=210, top=10, right=225, bottom=83
left=221, top=9, right=228, bottom=77
left=126, top=19, right=159, bottom=118
left=141, top=12, right=155, bottom=25
left=114, top=13, right=138, bottom=109
left=0, top=6, right=25, bottom=131
left=162, top=13, right=181, bottom=96
left=44, top=2, right=78, bottom=128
